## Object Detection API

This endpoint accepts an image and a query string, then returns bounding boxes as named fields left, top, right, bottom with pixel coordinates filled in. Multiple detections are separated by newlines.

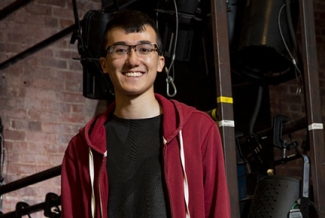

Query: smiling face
left=100, top=25, right=165, bottom=99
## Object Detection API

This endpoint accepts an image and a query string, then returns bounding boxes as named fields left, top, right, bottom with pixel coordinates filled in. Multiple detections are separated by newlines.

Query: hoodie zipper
left=163, top=139, right=174, bottom=218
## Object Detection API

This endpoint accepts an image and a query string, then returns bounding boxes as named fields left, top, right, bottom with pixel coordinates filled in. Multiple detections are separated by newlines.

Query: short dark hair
left=101, top=10, right=162, bottom=57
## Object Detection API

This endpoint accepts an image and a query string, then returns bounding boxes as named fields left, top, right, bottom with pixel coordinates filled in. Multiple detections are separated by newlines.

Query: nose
left=125, top=48, right=140, bottom=66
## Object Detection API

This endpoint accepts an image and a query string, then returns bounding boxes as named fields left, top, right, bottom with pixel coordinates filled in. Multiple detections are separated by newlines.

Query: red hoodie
left=61, top=94, right=231, bottom=218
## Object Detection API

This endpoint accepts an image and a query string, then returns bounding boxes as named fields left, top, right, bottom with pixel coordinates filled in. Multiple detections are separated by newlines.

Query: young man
left=61, top=10, right=231, bottom=218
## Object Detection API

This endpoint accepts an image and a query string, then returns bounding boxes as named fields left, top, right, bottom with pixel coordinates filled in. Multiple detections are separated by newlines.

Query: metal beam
left=0, top=165, right=61, bottom=195
left=0, top=0, right=34, bottom=21
left=0, top=25, right=75, bottom=71
left=298, top=0, right=325, bottom=217
left=210, top=0, right=240, bottom=217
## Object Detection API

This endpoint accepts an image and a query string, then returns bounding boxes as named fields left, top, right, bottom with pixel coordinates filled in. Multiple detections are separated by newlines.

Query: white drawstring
left=179, top=130, right=191, bottom=218
left=89, top=148, right=95, bottom=218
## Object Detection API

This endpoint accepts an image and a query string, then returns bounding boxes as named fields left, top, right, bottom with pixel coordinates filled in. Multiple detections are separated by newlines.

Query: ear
left=100, top=57, right=109, bottom=74
left=157, top=56, right=165, bottom=73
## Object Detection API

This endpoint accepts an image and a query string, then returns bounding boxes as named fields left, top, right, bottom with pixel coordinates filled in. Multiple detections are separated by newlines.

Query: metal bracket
left=15, top=202, right=31, bottom=218
left=44, top=193, right=61, bottom=218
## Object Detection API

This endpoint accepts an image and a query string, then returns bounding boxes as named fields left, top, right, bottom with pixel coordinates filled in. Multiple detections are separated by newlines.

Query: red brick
left=30, top=78, right=64, bottom=91
left=7, top=163, right=37, bottom=175
left=5, top=98, right=24, bottom=109
left=53, top=49, right=75, bottom=59
left=57, top=143, right=69, bottom=153
left=50, top=177, right=61, bottom=187
left=38, top=111, right=60, bottom=122
left=50, top=154, right=64, bottom=165
left=44, top=144, right=58, bottom=153
left=42, top=122, right=72, bottom=134
left=28, top=66, right=58, bottom=80
left=3, top=129, right=25, bottom=141
left=58, top=112, right=88, bottom=124
left=71, top=104, right=84, bottom=113
left=52, top=7, right=73, bottom=19
left=26, top=109, right=42, bottom=120
left=75, top=1, right=102, bottom=11
left=23, top=153, right=53, bottom=165
left=50, top=36, right=70, bottom=49
left=60, top=19, right=75, bottom=28
left=58, top=69, right=82, bottom=81
left=28, top=121, right=42, bottom=131
left=11, top=119, right=28, bottom=130
left=65, top=80, right=82, bottom=92
left=57, top=133, right=77, bottom=144
left=36, top=181, right=60, bottom=196
left=58, top=92, right=85, bottom=103
left=50, top=102, right=71, bottom=113
left=39, top=57, right=67, bottom=69
left=44, top=17, right=59, bottom=28
left=68, top=59, right=83, bottom=71
left=25, top=131, right=57, bottom=144
left=37, top=0, right=66, bottom=8
left=26, top=142, right=47, bottom=154
left=25, top=4, right=52, bottom=15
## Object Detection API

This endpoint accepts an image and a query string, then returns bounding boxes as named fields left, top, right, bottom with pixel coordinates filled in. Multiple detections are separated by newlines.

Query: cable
left=0, top=117, right=5, bottom=182
left=249, top=86, right=263, bottom=135
left=163, top=0, right=179, bottom=98
left=71, top=0, right=84, bottom=51
left=0, top=117, right=6, bottom=212
left=278, top=3, right=302, bottom=90
left=285, top=0, right=298, bottom=52
left=167, top=0, right=179, bottom=73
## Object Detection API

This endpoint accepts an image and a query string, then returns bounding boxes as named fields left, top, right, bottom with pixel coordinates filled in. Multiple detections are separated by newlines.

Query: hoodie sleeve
left=61, top=134, right=92, bottom=218
left=202, top=123, right=231, bottom=218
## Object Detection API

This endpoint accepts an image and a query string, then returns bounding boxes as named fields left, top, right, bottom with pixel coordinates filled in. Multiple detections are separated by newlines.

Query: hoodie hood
left=156, top=94, right=196, bottom=143
left=80, top=102, right=115, bottom=154
left=81, top=93, right=196, bottom=152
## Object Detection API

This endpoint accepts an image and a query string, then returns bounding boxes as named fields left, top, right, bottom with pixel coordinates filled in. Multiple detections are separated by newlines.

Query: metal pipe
left=210, top=0, right=240, bottom=216
left=0, top=0, right=34, bottom=21
left=0, top=202, right=45, bottom=218
left=239, top=116, right=307, bottom=145
left=0, top=25, right=76, bottom=70
left=0, top=165, right=61, bottom=195
left=0, top=194, right=61, bottom=218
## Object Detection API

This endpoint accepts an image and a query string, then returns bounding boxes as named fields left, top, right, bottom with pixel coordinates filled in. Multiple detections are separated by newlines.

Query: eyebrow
left=110, top=40, right=153, bottom=46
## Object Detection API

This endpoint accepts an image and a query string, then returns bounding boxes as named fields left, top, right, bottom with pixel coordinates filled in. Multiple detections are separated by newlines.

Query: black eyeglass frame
left=104, top=42, right=162, bottom=57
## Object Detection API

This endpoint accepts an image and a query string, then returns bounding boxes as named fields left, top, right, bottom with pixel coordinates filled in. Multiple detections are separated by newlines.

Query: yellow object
left=217, top=96, right=233, bottom=104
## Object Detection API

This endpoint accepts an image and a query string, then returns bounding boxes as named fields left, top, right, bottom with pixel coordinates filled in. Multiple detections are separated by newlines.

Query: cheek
left=107, top=59, right=124, bottom=71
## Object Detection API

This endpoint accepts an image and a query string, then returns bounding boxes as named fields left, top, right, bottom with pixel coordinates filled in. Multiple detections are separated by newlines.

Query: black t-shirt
left=105, top=115, right=169, bottom=218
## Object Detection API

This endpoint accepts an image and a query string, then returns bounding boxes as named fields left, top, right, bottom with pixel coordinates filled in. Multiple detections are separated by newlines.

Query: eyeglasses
left=105, top=43, right=160, bottom=59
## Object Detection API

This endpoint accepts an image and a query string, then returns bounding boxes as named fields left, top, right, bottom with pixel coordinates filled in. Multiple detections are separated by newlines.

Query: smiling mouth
left=123, top=72, right=143, bottom=77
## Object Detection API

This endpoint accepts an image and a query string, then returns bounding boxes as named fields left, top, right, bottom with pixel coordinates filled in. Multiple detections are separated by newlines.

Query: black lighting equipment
left=227, top=0, right=250, bottom=52
left=231, top=0, right=301, bottom=85
left=154, top=0, right=211, bottom=98
left=70, top=0, right=116, bottom=100
left=156, top=0, right=209, bottom=62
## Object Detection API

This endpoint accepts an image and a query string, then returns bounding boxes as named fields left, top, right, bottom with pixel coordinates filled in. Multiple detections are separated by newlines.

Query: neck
left=113, top=93, right=161, bottom=119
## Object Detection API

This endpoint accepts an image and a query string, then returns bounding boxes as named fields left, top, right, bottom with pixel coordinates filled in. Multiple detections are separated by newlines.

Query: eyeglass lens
left=109, top=43, right=157, bottom=58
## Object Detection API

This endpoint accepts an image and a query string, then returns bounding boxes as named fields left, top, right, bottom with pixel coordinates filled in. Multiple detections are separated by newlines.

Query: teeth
left=124, top=72, right=142, bottom=77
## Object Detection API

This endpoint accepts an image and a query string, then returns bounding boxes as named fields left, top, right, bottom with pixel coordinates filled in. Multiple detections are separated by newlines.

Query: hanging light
left=231, top=0, right=300, bottom=85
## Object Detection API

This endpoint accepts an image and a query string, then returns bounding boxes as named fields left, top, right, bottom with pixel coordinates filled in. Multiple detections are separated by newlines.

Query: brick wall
left=0, top=0, right=103, bottom=217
